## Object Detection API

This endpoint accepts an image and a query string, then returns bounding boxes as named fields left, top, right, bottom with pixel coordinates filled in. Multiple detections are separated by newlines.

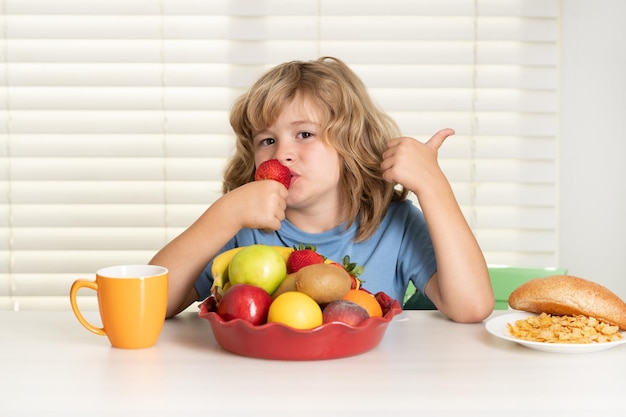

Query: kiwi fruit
left=294, top=263, right=352, bottom=304
left=272, top=273, right=297, bottom=299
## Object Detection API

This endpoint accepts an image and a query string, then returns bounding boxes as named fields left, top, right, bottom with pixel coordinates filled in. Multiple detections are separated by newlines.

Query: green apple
left=228, top=244, right=287, bottom=295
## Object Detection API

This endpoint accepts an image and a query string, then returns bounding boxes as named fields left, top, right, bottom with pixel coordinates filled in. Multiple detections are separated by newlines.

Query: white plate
left=485, top=312, right=626, bottom=353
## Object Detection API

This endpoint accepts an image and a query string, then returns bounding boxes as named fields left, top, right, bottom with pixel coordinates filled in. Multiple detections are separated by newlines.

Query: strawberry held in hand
left=255, top=159, right=291, bottom=189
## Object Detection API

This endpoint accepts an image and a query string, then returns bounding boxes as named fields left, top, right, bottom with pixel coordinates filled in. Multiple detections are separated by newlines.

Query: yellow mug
left=69, top=265, right=168, bottom=349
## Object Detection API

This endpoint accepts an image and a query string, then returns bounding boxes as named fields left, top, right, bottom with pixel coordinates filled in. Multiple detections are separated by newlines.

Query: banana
left=210, top=245, right=294, bottom=299
left=210, top=247, right=244, bottom=292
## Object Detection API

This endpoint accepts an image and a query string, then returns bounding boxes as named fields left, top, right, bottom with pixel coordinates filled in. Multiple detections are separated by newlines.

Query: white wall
left=560, top=0, right=626, bottom=299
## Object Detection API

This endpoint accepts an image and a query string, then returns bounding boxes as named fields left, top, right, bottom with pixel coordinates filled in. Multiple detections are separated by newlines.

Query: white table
left=1, top=309, right=624, bottom=416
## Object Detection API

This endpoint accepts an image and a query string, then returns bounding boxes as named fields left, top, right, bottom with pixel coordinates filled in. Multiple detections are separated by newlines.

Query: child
left=150, top=56, right=494, bottom=321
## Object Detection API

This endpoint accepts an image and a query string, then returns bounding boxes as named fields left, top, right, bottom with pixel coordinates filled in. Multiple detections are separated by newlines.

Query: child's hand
left=381, top=128, right=455, bottom=195
left=224, top=180, right=288, bottom=231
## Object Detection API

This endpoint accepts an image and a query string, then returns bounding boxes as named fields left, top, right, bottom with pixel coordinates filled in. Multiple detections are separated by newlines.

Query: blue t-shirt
left=194, top=199, right=437, bottom=304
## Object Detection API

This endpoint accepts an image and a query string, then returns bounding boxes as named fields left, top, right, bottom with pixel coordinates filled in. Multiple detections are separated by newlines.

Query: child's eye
left=297, top=131, right=313, bottom=139
left=257, top=137, right=275, bottom=147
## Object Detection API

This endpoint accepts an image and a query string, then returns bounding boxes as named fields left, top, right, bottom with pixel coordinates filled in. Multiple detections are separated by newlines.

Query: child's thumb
left=426, top=128, right=455, bottom=150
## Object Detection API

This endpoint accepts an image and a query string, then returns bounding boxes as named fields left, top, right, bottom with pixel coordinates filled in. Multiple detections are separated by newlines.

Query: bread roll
left=508, top=275, right=626, bottom=330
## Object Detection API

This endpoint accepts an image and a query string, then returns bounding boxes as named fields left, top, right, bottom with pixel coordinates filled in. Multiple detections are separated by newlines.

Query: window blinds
left=0, top=0, right=560, bottom=310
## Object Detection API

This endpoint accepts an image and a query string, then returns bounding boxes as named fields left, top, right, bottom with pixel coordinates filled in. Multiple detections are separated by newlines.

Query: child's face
left=252, top=94, right=343, bottom=213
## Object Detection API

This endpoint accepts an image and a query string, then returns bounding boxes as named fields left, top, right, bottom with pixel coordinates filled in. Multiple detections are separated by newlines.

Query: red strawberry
left=349, top=276, right=361, bottom=290
left=338, top=255, right=364, bottom=289
left=255, top=159, right=291, bottom=189
left=287, top=243, right=325, bottom=274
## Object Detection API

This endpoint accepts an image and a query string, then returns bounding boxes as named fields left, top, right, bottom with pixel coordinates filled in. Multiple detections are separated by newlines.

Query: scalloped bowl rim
left=199, top=302, right=399, bottom=333
left=198, top=295, right=402, bottom=360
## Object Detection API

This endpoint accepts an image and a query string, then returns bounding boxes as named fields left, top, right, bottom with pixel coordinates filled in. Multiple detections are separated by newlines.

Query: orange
left=267, top=291, right=323, bottom=330
left=342, top=289, right=383, bottom=317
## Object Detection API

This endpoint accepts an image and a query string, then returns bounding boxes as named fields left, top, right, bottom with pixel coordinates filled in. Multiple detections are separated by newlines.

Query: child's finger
left=425, top=128, right=455, bottom=150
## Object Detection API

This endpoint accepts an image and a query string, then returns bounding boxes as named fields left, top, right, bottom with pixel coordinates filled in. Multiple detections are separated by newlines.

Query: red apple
left=216, top=284, right=273, bottom=325
left=322, top=300, right=369, bottom=326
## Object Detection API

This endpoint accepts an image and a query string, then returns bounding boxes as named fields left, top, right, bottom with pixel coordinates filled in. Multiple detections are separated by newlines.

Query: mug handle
left=69, top=279, right=106, bottom=336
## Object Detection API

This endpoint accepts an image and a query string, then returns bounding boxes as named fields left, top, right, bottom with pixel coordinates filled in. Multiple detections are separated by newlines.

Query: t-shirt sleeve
left=194, top=264, right=214, bottom=302
left=398, top=202, right=437, bottom=295
left=193, top=239, right=237, bottom=301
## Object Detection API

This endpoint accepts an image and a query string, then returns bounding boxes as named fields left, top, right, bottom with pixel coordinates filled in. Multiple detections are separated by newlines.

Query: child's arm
left=381, top=128, right=494, bottom=322
left=149, top=180, right=288, bottom=318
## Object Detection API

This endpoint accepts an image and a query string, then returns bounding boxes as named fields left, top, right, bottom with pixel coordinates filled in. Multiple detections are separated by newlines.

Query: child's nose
left=274, top=141, right=294, bottom=163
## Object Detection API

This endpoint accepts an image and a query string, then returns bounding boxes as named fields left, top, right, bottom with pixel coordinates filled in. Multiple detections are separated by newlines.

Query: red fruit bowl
left=198, top=292, right=402, bottom=360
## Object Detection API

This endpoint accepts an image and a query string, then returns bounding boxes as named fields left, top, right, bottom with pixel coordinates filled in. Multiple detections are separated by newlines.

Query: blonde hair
left=223, top=56, right=408, bottom=241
